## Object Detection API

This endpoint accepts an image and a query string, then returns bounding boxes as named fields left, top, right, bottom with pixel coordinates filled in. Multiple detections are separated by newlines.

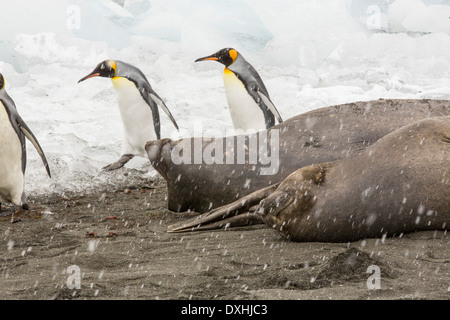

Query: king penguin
left=0, top=73, right=51, bottom=212
left=195, top=48, right=283, bottom=132
left=78, top=60, right=179, bottom=171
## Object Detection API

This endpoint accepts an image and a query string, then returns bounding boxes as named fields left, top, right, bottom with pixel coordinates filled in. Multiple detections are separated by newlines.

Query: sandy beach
left=0, top=169, right=448, bottom=300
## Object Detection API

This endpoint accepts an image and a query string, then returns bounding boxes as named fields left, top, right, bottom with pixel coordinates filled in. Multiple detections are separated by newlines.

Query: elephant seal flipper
left=167, top=184, right=279, bottom=233
left=168, top=212, right=262, bottom=233
left=166, top=163, right=329, bottom=233
left=258, top=162, right=331, bottom=224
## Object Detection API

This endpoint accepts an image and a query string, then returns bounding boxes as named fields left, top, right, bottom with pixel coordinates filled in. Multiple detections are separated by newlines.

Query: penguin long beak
left=195, top=55, right=219, bottom=62
left=78, top=72, right=100, bottom=83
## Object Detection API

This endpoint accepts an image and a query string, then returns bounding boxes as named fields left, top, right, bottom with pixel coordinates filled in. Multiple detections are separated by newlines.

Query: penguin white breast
left=223, top=68, right=266, bottom=132
left=111, top=77, right=156, bottom=157
left=0, top=102, right=24, bottom=205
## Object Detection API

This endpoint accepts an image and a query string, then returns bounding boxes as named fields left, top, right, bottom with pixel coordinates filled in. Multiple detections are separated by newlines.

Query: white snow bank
left=0, top=0, right=448, bottom=197
left=388, top=0, right=450, bottom=34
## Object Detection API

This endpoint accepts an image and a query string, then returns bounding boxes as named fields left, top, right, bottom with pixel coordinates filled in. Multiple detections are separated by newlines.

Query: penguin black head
left=78, top=60, right=117, bottom=83
left=195, top=48, right=238, bottom=67
left=0, top=73, right=5, bottom=90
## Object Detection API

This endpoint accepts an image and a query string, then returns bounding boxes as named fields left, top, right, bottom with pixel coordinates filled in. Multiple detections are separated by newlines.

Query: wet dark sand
left=0, top=171, right=449, bottom=300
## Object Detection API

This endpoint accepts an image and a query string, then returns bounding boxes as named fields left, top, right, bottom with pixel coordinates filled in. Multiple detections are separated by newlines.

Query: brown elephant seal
left=146, top=99, right=449, bottom=213
left=168, top=116, right=450, bottom=242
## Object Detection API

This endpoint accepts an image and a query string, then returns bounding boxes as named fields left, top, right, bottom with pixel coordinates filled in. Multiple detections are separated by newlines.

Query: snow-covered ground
left=0, top=0, right=449, bottom=196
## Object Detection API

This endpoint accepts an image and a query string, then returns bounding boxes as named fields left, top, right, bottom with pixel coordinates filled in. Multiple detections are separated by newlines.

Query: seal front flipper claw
left=167, top=184, right=279, bottom=233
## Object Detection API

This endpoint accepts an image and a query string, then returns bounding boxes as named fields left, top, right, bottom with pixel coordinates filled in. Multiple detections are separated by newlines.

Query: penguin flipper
left=16, top=119, right=51, bottom=178
left=148, top=91, right=180, bottom=131
left=256, top=90, right=283, bottom=124
left=139, top=87, right=179, bottom=131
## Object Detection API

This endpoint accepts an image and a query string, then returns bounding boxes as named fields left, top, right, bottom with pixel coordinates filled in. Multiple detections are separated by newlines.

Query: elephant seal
left=146, top=99, right=449, bottom=213
left=168, top=116, right=450, bottom=242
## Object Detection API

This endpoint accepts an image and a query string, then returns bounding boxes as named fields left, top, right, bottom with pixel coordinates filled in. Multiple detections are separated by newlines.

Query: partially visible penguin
left=78, top=60, right=179, bottom=171
left=0, top=73, right=51, bottom=213
left=195, top=48, right=283, bottom=132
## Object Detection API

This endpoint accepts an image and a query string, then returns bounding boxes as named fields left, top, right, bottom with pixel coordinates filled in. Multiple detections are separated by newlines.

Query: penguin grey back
left=195, top=48, right=283, bottom=129
left=228, top=54, right=270, bottom=98
left=115, top=60, right=179, bottom=137
left=114, top=60, right=154, bottom=92
left=227, top=53, right=276, bottom=128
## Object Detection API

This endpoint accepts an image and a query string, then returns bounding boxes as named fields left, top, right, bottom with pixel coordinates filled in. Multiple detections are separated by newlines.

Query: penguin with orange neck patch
left=78, top=60, right=179, bottom=171
left=195, top=48, right=283, bottom=132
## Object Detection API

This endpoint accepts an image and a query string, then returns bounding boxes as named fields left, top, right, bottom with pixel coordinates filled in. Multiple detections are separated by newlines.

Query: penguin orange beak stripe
left=78, top=73, right=101, bottom=83
left=195, top=56, right=219, bottom=62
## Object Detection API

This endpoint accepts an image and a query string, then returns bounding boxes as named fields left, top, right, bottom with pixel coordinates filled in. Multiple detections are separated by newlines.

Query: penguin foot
left=0, top=205, right=25, bottom=217
left=0, top=210, right=14, bottom=217
left=102, top=154, right=134, bottom=171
